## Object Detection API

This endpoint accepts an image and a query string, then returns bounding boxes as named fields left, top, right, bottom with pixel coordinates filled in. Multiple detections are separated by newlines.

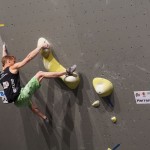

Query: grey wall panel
left=0, top=0, right=150, bottom=149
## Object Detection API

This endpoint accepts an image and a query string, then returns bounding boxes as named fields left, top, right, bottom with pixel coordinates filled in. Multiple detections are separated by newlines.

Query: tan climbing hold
left=92, top=100, right=100, bottom=107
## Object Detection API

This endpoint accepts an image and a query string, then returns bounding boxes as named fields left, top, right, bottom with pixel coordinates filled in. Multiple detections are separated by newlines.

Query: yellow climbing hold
left=92, top=100, right=100, bottom=108
left=93, top=77, right=113, bottom=97
left=37, top=37, right=80, bottom=89
left=111, top=116, right=117, bottom=123
left=0, top=24, right=4, bottom=26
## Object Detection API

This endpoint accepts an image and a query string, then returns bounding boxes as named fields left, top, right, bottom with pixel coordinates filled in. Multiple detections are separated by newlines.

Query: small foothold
left=107, top=148, right=112, bottom=150
left=111, top=116, right=117, bottom=123
left=92, top=100, right=100, bottom=107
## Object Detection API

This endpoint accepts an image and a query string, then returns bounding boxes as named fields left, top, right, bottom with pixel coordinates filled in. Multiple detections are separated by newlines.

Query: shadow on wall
left=19, top=71, right=95, bottom=150
left=33, top=77, right=78, bottom=150
left=99, top=91, right=121, bottom=113
left=19, top=71, right=52, bottom=150
left=34, top=79, right=60, bottom=150
left=72, top=74, right=95, bottom=150
left=49, top=73, right=95, bottom=149
left=19, top=69, right=121, bottom=150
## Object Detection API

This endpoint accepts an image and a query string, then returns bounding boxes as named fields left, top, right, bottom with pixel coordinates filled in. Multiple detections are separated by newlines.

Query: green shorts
left=14, top=77, right=41, bottom=107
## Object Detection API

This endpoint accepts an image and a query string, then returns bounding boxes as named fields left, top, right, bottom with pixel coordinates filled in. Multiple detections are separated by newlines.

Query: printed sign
left=134, top=91, right=150, bottom=104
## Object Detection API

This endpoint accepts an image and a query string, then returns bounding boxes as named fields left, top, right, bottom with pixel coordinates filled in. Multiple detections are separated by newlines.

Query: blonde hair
left=1, top=55, right=16, bottom=67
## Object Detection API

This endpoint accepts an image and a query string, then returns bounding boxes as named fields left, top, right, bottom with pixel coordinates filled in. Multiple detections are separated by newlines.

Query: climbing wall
left=0, top=0, right=150, bottom=149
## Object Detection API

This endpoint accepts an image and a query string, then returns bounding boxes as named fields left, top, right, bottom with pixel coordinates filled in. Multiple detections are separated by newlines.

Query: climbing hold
left=37, top=37, right=80, bottom=89
left=93, top=77, right=113, bottom=97
left=92, top=100, right=100, bottom=107
left=107, top=148, right=112, bottom=150
left=111, top=116, right=117, bottom=123
left=41, top=48, right=51, bottom=58
left=0, top=24, right=5, bottom=27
